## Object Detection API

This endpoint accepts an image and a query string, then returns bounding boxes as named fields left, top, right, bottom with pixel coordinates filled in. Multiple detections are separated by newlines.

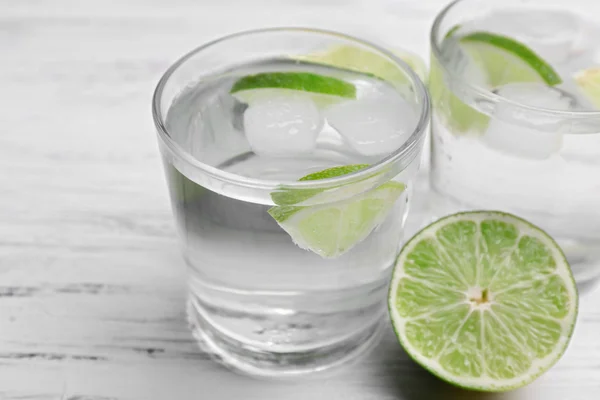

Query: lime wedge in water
left=389, top=211, right=578, bottom=392
left=230, top=72, right=356, bottom=107
left=297, top=44, right=428, bottom=84
left=575, top=67, right=600, bottom=108
left=269, top=165, right=405, bottom=259
left=460, top=32, right=562, bottom=87
left=431, top=32, right=562, bottom=135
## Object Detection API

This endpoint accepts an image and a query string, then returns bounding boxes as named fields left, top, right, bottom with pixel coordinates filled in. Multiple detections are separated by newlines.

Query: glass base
left=187, top=298, right=383, bottom=378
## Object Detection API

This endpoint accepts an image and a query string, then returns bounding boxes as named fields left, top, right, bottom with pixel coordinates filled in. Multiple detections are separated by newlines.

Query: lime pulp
left=389, top=211, right=578, bottom=392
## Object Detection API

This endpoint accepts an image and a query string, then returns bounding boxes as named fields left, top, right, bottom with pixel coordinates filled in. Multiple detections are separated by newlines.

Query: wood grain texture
left=1, top=0, right=599, bottom=399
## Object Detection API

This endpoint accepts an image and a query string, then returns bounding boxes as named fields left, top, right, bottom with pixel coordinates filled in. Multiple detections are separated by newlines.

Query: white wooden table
left=1, top=1, right=599, bottom=398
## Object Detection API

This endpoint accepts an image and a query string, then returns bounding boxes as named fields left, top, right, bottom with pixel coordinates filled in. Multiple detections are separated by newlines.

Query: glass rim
left=430, top=0, right=600, bottom=120
left=152, top=27, right=430, bottom=190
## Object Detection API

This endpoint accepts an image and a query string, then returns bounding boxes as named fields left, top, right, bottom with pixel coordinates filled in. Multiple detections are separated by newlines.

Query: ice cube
left=324, top=89, right=417, bottom=156
left=243, top=95, right=323, bottom=156
left=474, top=9, right=581, bottom=64
left=483, top=83, right=575, bottom=159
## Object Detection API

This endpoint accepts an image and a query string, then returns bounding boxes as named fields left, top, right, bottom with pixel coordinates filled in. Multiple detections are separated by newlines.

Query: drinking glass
left=152, top=28, right=429, bottom=376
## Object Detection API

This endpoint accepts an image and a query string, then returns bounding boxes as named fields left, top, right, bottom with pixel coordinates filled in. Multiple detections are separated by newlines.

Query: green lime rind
left=461, top=32, right=562, bottom=87
left=299, top=164, right=370, bottom=181
left=270, top=164, right=369, bottom=206
left=429, top=53, right=490, bottom=134
left=575, top=67, right=600, bottom=109
left=230, top=72, right=356, bottom=105
left=271, top=189, right=322, bottom=208
left=268, top=205, right=303, bottom=223
left=388, top=211, right=578, bottom=392
left=444, top=24, right=462, bottom=39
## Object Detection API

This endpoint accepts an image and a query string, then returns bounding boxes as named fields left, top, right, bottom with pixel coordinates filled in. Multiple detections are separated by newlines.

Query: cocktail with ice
left=152, top=28, right=429, bottom=376
left=430, top=0, right=600, bottom=283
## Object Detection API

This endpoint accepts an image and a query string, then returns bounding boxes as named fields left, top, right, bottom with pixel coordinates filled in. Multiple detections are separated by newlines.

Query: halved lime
left=389, top=211, right=578, bottom=392
left=269, top=165, right=405, bottom=258
left=461, top=32, right=562, bottom=87
left=297, top=44, right=427, bottom=85
left=230, top=72, right=356, bottom=106
left=575, top=67, right=600, bottom=109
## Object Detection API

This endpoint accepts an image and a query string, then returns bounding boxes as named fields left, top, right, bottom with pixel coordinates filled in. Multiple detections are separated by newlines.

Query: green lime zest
left=270, top=164, right=369, bottom=206
left=299, top=164, right=369, bottom=181
left=444, top=24, right=462, bottom=39
left=230, top=72, right=356, bottom=100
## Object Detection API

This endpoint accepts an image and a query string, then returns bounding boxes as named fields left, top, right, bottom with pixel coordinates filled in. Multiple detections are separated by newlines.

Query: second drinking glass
left=429, top=0, right=600, bottom=284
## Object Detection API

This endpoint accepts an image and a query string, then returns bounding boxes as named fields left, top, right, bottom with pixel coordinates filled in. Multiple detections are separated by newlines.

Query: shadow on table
left=578, top=278, right=600, bottom=296
left=372, top=274, right=600, bottom=400
left=373, top=331, right=514, bottom=400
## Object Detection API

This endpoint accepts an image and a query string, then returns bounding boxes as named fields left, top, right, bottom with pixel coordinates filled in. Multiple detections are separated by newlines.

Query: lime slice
left=269, top=165, right=405, bottom=258
left=230, top=72, right=356, bottom=107
left=389, top=211, right=578, bottom=392
left=461, top=32, right=562, bottom=87
left=297, top=44, right=427, bottom=85
left=430, top=32, right=562, bottom=135
left=575, top=67, right=600, bottom=108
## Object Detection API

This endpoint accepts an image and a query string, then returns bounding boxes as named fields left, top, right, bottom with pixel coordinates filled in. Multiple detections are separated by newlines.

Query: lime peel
left=461, top=32, right=562, bottom=87
left=230, top=72, right=356, bottom=106
left=270, top=164, right=369, bottom=207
